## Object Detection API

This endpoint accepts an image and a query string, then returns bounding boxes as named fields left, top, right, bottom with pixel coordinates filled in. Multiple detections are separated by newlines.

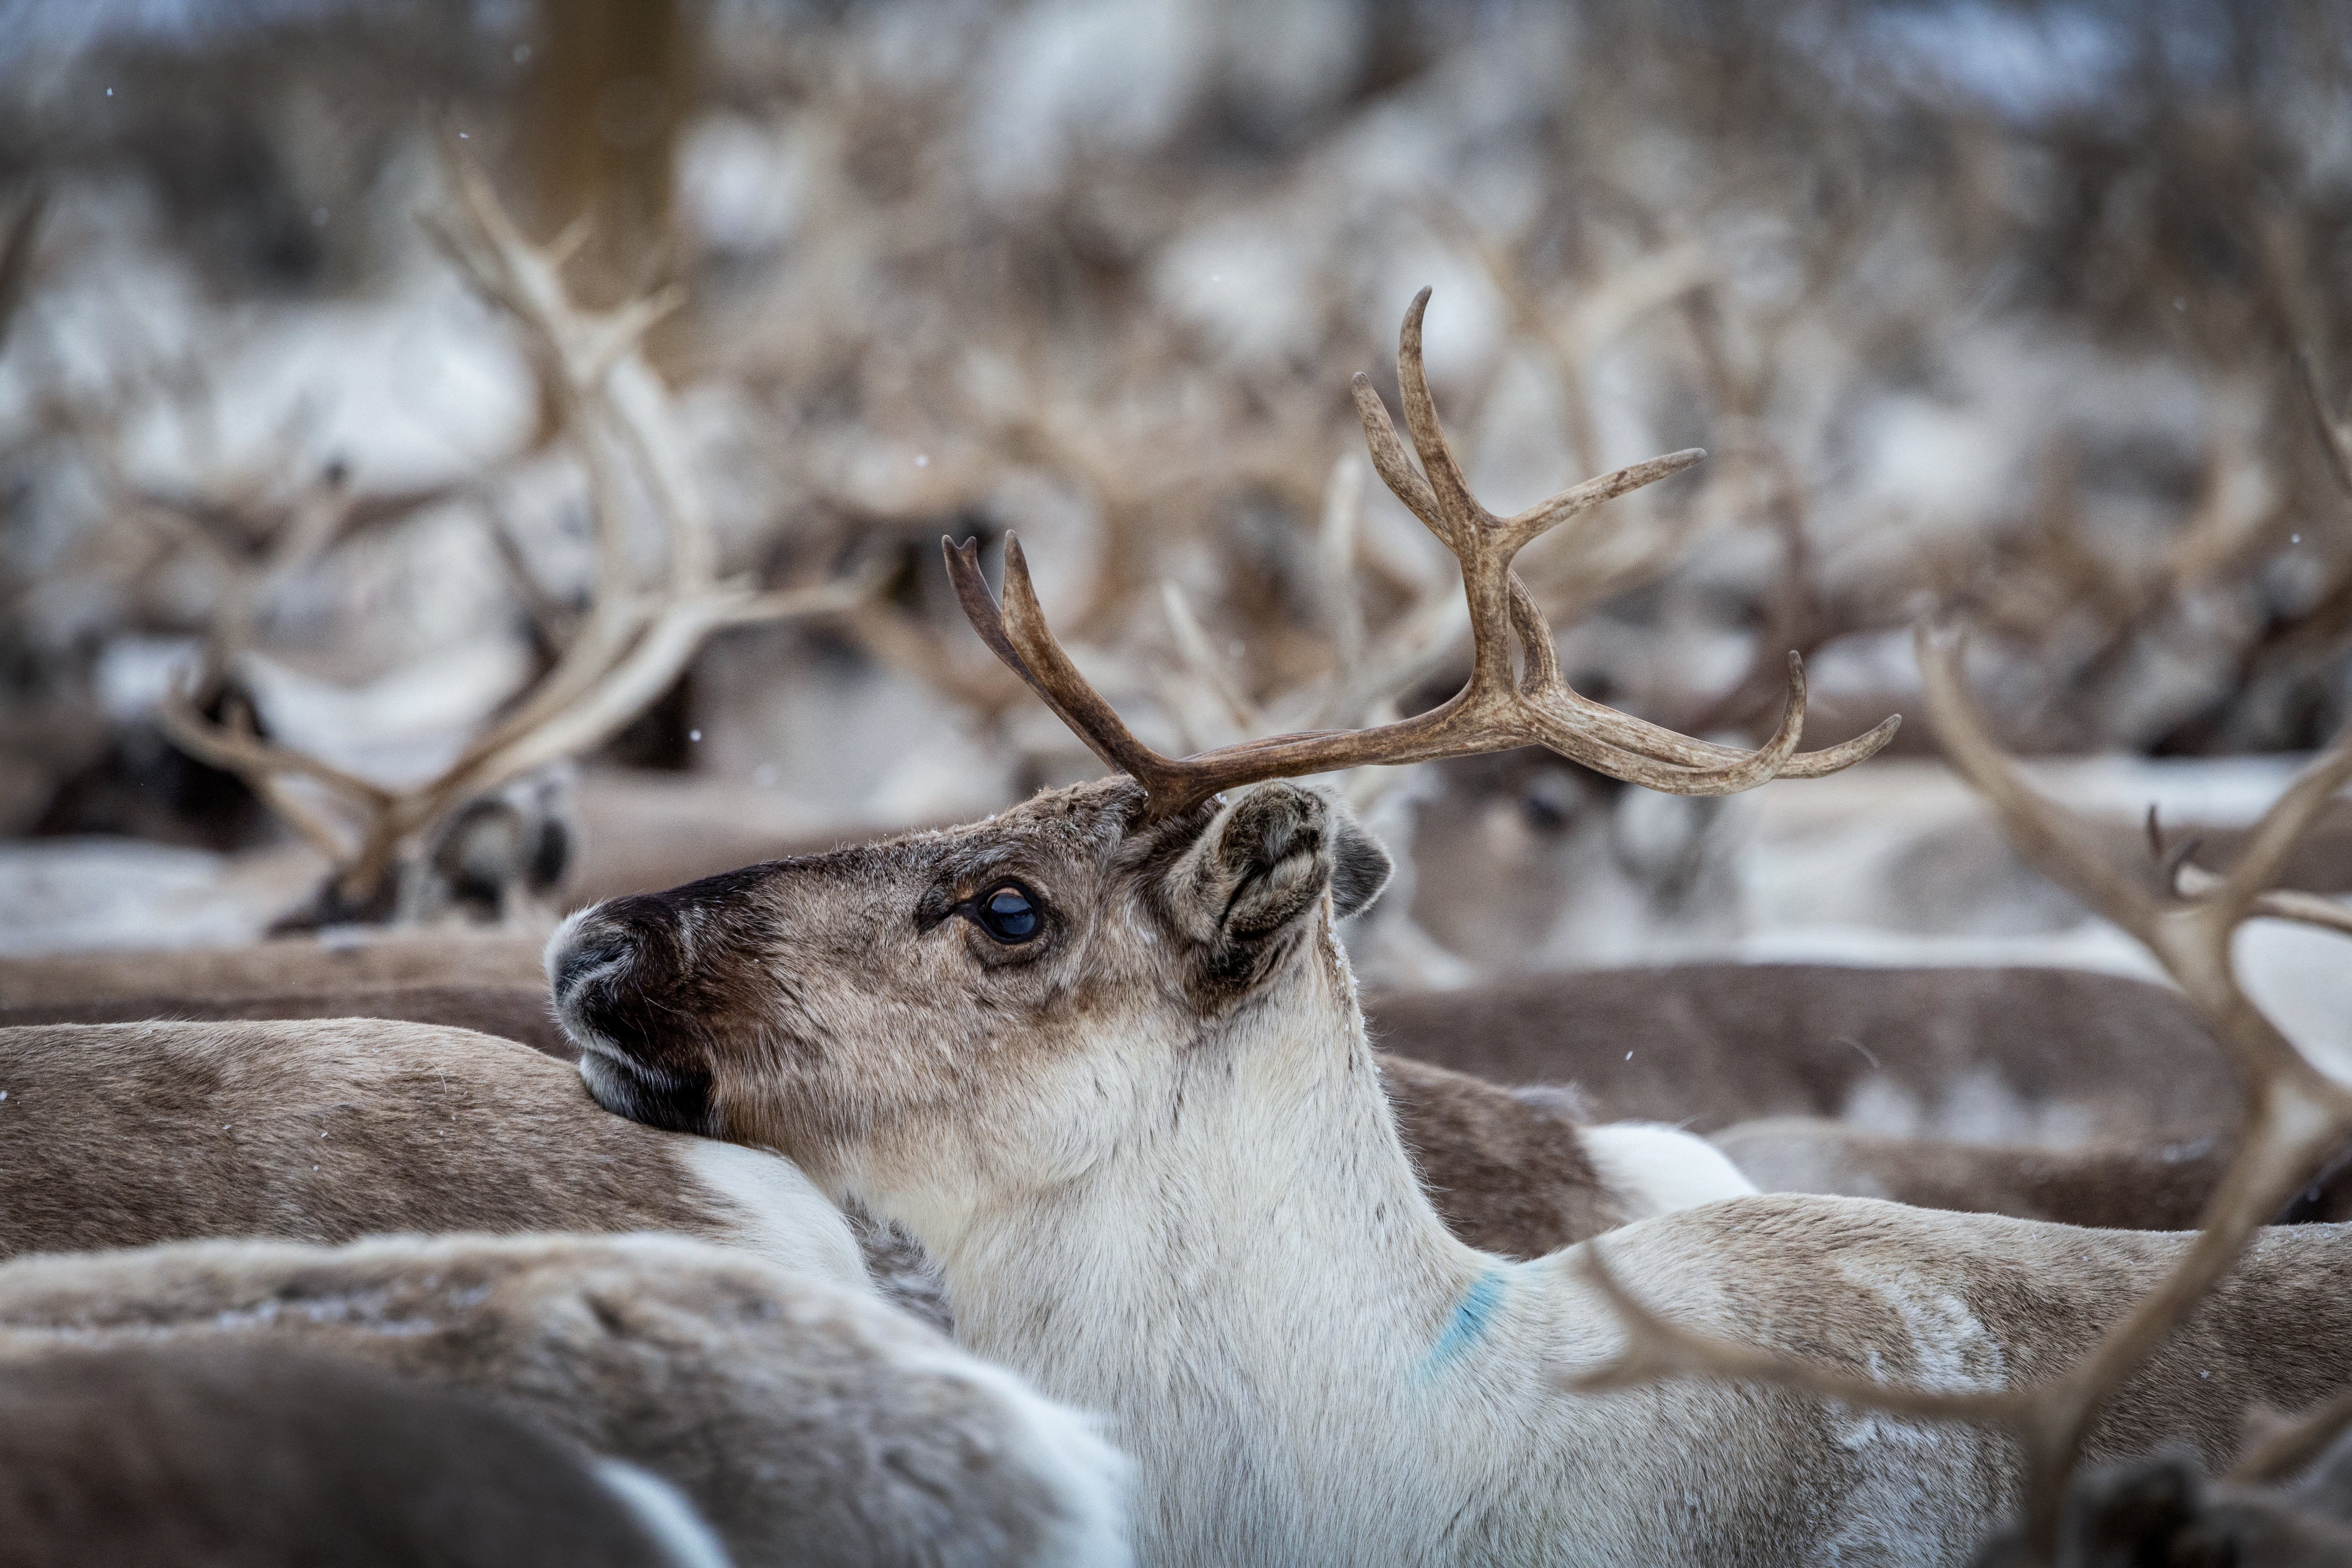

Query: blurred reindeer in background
left=1, top=0, right=2348, bottom=978
left=1567, top=626, right=2352, bottom=1561
left=148, top=150, right=872, bottom=931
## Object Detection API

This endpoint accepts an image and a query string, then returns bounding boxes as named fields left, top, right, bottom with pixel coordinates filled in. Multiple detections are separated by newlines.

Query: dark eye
left=971, top=884, right=1040, bottom=943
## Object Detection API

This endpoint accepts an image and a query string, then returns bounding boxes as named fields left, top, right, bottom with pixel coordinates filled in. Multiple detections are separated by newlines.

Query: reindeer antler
left=160, top=144, right=874, bottom=918
left=945, top=289, right=1899, bottom=820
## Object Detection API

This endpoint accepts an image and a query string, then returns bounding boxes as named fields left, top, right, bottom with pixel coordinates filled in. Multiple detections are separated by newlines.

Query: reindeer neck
left=884, top=930, right=1532, bottom=1563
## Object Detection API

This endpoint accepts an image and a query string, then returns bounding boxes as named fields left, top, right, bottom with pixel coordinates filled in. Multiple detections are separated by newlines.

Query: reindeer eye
left=970, top=884, right=1040, bottom=943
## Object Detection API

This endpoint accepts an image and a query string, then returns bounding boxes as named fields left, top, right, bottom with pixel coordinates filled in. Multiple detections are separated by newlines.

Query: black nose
left=553, top=930, right=633, bottom=1001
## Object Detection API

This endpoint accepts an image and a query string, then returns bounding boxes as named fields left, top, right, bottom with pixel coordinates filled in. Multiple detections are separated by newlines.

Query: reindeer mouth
left=550, top=909, right=718, bottom=1137
left=574, top=1034, right=715, bottom=1136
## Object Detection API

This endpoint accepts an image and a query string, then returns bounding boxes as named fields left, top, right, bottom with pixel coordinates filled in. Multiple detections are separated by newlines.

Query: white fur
left=877, top=982, right=1811, bottom=1566
left=840, top=925, right=2272, bottom=1566
left=1576, top=1122, right=1760, bottom=1221
left=592, top=1459, right=737, bottom=1568
left=676, top=1135, right=871, bottom=1293
left=870, top=1339, right=1136, bottom=1568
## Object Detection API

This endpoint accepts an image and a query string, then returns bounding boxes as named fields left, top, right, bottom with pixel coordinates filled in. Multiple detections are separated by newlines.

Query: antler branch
left=945, top=290, right=1899, bottom=820
left=1562, top=622, right=2352, bottom=1561
left=159, top=145, right=872, bottom=918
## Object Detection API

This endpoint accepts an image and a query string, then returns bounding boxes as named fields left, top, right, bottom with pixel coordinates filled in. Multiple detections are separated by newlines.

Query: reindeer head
left=551, top=778, right=1390, bottom=1194
left=553, top=292, right=1893, bottom=1205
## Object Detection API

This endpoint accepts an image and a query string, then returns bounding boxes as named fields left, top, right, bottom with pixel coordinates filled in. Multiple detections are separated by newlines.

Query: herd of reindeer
left=8, top=172, right=2352, bottom=1568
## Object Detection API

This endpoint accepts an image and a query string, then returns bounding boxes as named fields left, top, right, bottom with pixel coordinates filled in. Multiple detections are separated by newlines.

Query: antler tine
left=1916, top=625, right=2166, bottom=942
left=1505, top=565, right=1805, bottom=790
left=1503, top=553, right=1894, bottom=783
left=943, top=536, right=1169, bottom=781
left=1499, top=448, right=1707, bottom=558
left=1393, top=288, right=1490, bottom=540
left=2212, top=720, right=2352, bottom=916
left=1373, top=291, right=1895, bottom=785
left=2173, top=861, right=2352, bottom=936
left=1348, top=374, right=1446, bottom=541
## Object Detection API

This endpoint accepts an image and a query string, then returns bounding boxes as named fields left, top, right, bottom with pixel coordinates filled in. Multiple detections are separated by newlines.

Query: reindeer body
left=0, top=1003, right=1732, bottom=1309
left=0, top=1341, right=729, bottom=1568
left=0, top=932, right=548, bottom=1006
left=550, top=778, right=2352, bottom=1566
left=1367, top=964, right=2234, bottom=1143
left=0, top=1019, right=866, bottom=1295
left=897, top=908, right=2346, bottom=1566
left=0, top=1233, right=1131, bottom=1568
left=0, top=980, right=568, bottom=1055
left=1711, top=1118, right=2299, bottom=1231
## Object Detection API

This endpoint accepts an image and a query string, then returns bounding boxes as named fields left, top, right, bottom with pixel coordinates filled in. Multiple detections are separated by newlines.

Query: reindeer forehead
left=885, top=780, right=1154, bottom=886
left=734, top=779, right=1155, bottom=914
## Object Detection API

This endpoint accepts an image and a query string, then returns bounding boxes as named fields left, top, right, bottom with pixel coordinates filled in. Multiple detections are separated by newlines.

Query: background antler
left=945, top=289, right=1899, bottom=821
left=158, top=144, right=874, bottom=918
left=1561, top=622, right=2352, bottom=1560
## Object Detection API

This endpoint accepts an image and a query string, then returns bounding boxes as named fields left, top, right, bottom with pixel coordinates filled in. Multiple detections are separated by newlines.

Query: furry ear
left=1329, top=811, right=1392, bottom=920
left=1157, top=783, right=1381, bottom=979
left=1213, top=785, right=1337, bottom=942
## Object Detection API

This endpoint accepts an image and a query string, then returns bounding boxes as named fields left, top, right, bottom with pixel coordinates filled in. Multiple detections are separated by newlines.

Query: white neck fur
left=865, top=927, right=1534, bottom=1565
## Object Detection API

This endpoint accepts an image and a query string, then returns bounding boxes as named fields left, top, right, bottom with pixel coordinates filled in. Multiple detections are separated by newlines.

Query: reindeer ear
left=1329, top=810, right=1392, bottom=920
left=1163, top=785, right=1389, bottom=972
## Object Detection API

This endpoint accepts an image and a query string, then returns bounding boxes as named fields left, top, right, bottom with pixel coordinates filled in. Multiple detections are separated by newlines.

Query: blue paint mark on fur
left=1416, top=1267, right=1507, bottom=1382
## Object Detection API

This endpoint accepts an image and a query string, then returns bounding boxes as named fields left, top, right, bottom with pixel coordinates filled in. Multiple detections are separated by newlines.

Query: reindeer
left=0, top=930, right=548, bottom=1006
left=0, top=1341, right=730, bottom=1568
left=1712, top=1120, right=2248, bottom=1232
left=0, top=978, right=568, bottom=1054
left=0, top=1232, right=1131, bottom=1568
left=0, top=959, right=1737, bottom=1272
left=1365, top=963, right=2236, bottom=1143
left=150, top=149, right=872, bottom=931
left=0, top=1018, right=864, bottom=1291
left=542, top=297, right=2352, bottom=1563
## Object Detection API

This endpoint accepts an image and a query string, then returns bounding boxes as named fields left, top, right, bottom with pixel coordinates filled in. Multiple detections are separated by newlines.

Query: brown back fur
left=0, top=934, right=548, bottom=1007
left=0, top=1234, right=1127, bottom=1568
left=0, top=1020, right=776, bottom=1260
left=1716, top=1118, right=2352, bottom=1231
left=1378, top=1054, right=1625, bottom=1256
left=0, top=1342, right=698, bottom=1568
left=1366, top=964, right=2235, bottom=1140
left=0, top=981, right=569, bottom=1056
left=2, top=971, right=1634, bottom=1262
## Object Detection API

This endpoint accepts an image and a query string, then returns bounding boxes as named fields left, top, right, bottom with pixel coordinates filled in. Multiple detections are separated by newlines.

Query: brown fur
left=1365, top=964, right=2236, bottom=1139
left=1716, top=1118, right=2352, bottom=1232
left=16, top=948, right=2288, bottom=1257
left=0, top=1342, right=705, bottom=1568
left=550, top=782, right=1188, bottom=1158
left=1378, top=1054, right=1625, bottom=1256
left=1977, top=1417, right=2352, bottom=1567
left=0, top=934, right=548, bottom=1007
left=0, top=1019, right=834, bottom=1270
left=13, top=955, right=2295, bottom=1254
left=0, top=1234, right=1129, bottom=1568
left=1590, top=1194, right=2352, bottom=1477
left=0, top=980, right=569, bottom=1056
